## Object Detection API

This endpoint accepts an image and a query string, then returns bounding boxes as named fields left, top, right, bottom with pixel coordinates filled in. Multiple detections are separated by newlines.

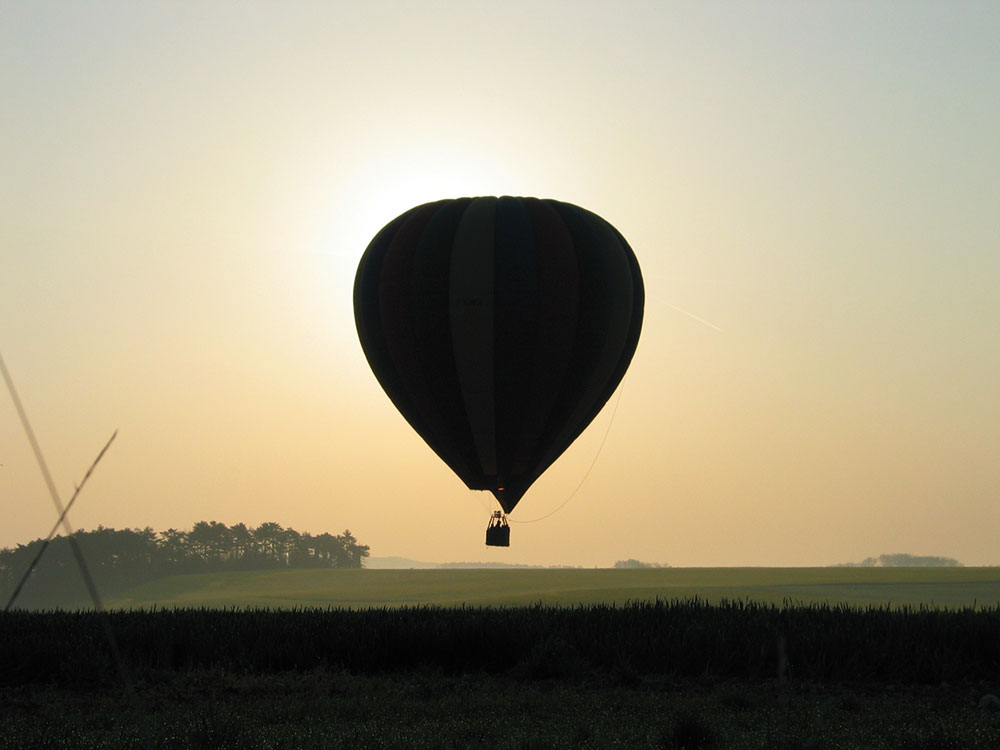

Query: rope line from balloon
left=474, top=487, right=495, bottom=515
left=508, top=378, right=626, bottom=525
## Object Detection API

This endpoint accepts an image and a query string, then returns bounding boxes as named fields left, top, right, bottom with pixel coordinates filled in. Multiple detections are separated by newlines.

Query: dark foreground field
left=3, top=601, right=1000, bottom=749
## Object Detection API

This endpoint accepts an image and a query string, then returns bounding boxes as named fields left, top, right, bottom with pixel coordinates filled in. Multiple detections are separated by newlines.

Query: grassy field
left=104, top=566, right=1000, bottom=610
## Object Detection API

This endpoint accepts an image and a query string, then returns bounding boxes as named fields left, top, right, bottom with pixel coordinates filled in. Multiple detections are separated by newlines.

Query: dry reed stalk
left=4, top=430, right=117, bottom=611
left=1, top=351, right=146, bottom=741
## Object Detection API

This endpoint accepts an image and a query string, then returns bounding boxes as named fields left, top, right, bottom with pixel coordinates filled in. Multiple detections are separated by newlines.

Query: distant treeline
left=614, top=559, right=670, bottom=569
left=1, top=522, right=369, bottom=609
left=833, top=553, right=962, bottom=568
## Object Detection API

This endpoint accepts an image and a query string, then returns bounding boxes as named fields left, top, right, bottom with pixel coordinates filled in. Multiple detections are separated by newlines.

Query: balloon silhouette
left=354, top=196, right=643, bottom=515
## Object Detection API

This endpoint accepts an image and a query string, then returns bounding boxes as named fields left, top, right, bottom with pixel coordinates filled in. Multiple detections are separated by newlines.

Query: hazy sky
left=2, top=1, right=998, bottom=567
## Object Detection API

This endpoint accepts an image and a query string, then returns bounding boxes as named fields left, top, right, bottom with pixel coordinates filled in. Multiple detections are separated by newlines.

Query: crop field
left=103, top=565, right=1000, bottom=610
left=7, top=570, right=1000, bottom=748
left=4, top=599, right=1000, bottom=748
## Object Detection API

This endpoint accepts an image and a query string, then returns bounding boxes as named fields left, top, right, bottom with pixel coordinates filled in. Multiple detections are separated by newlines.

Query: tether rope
left=509, top=378, right=626, bottom=524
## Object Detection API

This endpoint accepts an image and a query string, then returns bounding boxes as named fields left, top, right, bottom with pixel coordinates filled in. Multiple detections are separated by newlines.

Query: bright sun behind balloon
left=311, top=137, right=535, bottom=303
left=347, top=144, right=526, bottom=243
left=301, top=137, right=538, bottom=368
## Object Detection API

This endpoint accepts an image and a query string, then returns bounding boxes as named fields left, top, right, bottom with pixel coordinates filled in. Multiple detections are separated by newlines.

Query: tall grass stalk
left=1, top=350, right=148, bottom=747
left=4, top=431, right=117, bottom=611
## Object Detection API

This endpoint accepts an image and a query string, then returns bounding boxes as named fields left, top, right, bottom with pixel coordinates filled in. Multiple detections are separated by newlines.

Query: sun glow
left=344, top=145, right=523, bottom=246
left=303, top=138, right=529, bottom=332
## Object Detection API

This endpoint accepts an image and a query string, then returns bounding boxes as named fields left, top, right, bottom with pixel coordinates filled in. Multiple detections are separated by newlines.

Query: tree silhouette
left=1, top=520, right=371, bottom=609
left=252, top=522, right=283, bottom=564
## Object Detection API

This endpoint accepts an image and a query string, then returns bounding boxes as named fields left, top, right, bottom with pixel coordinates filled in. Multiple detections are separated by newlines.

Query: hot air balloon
left=354, top=196, right=643, bottom=546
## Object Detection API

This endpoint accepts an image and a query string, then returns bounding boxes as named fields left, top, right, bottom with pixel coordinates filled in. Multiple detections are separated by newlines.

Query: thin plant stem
left=0, top=351, right=140, bottom=712
left=4, top=430, right=117, bottom=612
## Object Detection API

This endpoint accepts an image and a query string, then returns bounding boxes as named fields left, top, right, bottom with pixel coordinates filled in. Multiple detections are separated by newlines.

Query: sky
left=2, top=1, right=998, bottom=567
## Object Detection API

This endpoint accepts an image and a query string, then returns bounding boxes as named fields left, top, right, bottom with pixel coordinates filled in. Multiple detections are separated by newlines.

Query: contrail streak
left=666, top=303, right=724, bottom=333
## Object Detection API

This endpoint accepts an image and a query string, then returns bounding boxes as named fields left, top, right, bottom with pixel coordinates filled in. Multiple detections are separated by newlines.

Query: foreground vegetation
left=4, top=670, right=999, bottom=749
left=6, top=600, right=1000, bottom=686
left=3, top=600, right=1000, bottom=748
left=7, top=569, right=1000, bottom=747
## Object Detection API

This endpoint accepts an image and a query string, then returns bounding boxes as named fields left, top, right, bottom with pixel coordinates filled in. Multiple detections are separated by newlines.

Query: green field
left=105, top=566, right=1000, bottom=610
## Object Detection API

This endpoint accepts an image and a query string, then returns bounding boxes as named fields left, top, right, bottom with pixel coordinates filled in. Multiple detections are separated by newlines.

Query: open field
left=104, top=566, right=1000, bottom=610
left=14, top=567, right=998, bottom=746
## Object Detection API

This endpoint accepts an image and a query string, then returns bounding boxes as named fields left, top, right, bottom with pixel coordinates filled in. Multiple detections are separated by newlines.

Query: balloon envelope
left=354, top=196, right=643, bottom=513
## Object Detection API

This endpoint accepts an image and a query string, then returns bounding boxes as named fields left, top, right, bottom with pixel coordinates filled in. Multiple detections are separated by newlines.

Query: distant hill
left=832, top=553, right=963, bottom=568
left=362, top=556, right=440, bottom=569
left=614, top=559, right=671, bottom=569
left=437, top=561, right=545, bottom=569
left=363, top=557, right=576, bottom=570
